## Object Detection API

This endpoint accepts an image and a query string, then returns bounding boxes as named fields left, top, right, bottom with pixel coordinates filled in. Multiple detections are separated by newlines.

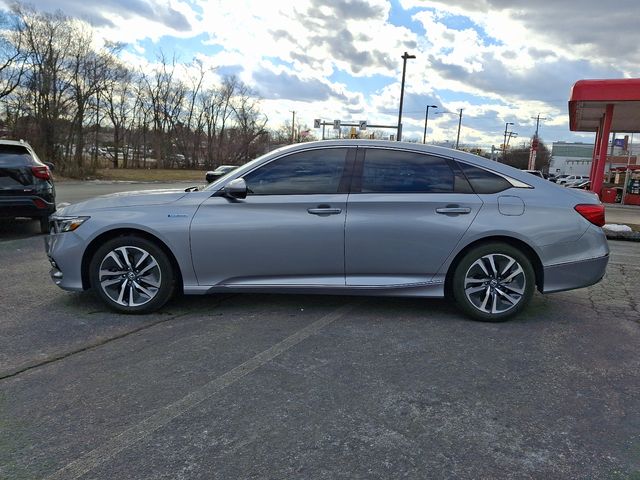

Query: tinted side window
left=243, top=148, right=347, bottom=195
left=457, top=162, right=511, bottom=194
left=361, top=149, right=455, bottom=193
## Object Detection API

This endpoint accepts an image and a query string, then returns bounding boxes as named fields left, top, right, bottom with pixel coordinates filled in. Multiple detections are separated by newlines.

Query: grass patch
left=54, top=168, right=205, bottom=182
left=91, top=168, right=205, bottom=182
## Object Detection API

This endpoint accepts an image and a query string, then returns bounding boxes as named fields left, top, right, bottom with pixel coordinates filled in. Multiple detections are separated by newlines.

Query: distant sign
left=359, top=120, right=367, bottom=131
left=333, top=120, right=341, bottom=129
left=314, top=118, right=321, bottom=129
left=614, top=138, right=625, bottom=148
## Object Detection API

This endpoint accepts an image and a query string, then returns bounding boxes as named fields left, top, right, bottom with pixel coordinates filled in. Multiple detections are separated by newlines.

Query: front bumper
left=542, top=254, right=609, bottom=293
left=44, top=233, right=86, bottom=292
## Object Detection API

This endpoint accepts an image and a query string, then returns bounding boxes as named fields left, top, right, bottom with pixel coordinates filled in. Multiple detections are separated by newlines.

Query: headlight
left=51, top=215, right=90, bottom=233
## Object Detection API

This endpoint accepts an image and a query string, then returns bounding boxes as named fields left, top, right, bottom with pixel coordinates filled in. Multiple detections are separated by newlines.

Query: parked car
left=0, top=139, right=56, bottom=233
left=568, top=179, right=590, bottom=190
left=550, top=174, right=568, bottom=184
left=558, top=175, right=589, bottom=187
left=45, top=140, right=609, bottom=322
left=205, top=165, right=237, bottom=183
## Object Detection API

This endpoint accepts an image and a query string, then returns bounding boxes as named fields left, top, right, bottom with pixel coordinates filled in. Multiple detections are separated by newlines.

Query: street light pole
left=397, top=51, right=416, bottom=141
left=423, top=105, right=438, bottom=144
left=502, top=122, right=514, bottom=162
left=455, top=108, right=463, bottom=149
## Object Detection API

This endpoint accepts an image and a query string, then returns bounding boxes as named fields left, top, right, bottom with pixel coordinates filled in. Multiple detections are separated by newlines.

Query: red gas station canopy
left=569, top=79, right=640, bottom=132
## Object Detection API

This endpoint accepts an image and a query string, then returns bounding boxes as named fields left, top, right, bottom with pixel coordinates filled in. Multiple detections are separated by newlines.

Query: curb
left=604, top=231, right=640, bottom=242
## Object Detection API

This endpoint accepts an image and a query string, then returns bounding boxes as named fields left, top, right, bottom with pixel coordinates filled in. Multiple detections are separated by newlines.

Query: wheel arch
left=81, top=228, right=184, bottom=292
left=444, top=235, right=544, bottom=298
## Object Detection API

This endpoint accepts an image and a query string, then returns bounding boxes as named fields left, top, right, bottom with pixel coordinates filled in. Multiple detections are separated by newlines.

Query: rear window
left=0, top=145, right=34, bottom=167
left=457, top=162, right=512, bottom=194
left=361, top=149, right=456, bottom=193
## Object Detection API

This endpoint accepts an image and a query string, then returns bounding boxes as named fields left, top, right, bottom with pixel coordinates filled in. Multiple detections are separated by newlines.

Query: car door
left=190, top=147, right=354, bottom=287
left=345, top=147, right=483, bottom=286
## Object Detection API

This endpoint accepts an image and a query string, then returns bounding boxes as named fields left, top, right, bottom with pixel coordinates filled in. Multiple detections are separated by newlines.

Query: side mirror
left=205, top=171, right=216, bottom=183
left=223, top=178, right=247, bottom=199
left=45, top=162, right=55, bottom=171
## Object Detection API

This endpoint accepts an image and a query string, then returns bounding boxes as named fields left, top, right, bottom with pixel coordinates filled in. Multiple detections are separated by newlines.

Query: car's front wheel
left=452, top=243, right=535, bottom=322
left=89, top=235, right=176, bottom=313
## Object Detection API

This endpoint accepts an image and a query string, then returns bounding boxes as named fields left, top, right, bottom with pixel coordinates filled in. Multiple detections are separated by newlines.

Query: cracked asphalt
left=0, top=183, right=639, bottom=479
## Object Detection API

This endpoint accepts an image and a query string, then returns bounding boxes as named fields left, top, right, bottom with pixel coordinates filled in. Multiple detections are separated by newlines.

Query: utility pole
left=502, top=122, right=514, bottom=162
left=397, top=51, right=416, bottom=141
left=528, top=114, right=548, bottom=170
left=290, top=110, right=296, bottom=143
left=455, top=108, right=463, bottom=149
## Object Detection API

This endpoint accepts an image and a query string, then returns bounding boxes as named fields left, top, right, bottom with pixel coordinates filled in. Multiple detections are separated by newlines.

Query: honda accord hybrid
left=45, top=140, right=609, bottom=321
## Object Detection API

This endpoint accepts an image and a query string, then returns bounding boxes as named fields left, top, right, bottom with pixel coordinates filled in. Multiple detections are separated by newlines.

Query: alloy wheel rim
left=98, top=246, right=161, bottom=307
left=464, top=253, right=526, bottom=315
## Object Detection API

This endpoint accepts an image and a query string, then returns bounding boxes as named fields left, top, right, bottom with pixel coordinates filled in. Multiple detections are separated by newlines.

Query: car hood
left=58, top=188, right=189, bottom=214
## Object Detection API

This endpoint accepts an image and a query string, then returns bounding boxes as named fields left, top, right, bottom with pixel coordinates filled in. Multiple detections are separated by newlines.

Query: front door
left=190, top=147, right=354, bottom=287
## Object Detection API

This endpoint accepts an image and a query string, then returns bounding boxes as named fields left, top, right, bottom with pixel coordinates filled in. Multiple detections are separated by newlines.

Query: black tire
left=89, top=235, right=176, bottom=314
left=38, top=215, right=51, bottom=234
left=452, top=242, right=535, bottom=322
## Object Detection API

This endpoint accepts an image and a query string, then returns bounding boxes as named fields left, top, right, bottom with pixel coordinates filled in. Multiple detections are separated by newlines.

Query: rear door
left=345, top=147, right=483, bottom=286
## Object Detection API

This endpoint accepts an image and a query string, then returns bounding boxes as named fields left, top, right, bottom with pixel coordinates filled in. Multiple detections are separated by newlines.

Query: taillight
left=31, top=165, right=51, bottom=180
left=32, top=198, right=48, bottom=209
left=574, top=204, right=605, bottom=227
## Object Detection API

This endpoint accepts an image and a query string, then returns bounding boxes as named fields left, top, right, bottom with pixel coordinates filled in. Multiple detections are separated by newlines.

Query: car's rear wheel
left=39, top=215, right=50, bottom=234
left=452, top=242, right=534, bottom=322
left=89, top=235, right=175, bottom=313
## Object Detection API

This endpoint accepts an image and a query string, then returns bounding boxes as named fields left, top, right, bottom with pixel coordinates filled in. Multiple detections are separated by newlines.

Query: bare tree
left=0, top=4, right=272, bottom=176
left=0, top=10, right=26, bottom=102
left=101, top=61, right=134, bottom=168
left=141, top=52, right=186, bottom=168
left=229, top=82, right=268, bottom=162
left=11, top=4, right=76, bottom=167
left=66, top=24, right=122, bottom=173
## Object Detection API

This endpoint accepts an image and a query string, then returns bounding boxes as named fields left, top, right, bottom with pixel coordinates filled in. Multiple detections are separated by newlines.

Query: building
left=550, top=141, right=638, bottom=176
left=549, top=142, right=594, bottom=176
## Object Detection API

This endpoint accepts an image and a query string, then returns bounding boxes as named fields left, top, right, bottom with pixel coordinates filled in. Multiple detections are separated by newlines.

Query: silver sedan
left=45, top=140, right=609, bottom=321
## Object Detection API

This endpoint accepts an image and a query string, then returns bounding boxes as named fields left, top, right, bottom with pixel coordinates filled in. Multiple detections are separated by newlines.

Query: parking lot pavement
left=605, top=204, right=640, bottom=226
left=0, top=233, right=639, bottom=479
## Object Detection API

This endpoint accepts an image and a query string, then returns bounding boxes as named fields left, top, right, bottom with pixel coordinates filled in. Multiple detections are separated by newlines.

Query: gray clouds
left=2, top=0, right=192, bottom=31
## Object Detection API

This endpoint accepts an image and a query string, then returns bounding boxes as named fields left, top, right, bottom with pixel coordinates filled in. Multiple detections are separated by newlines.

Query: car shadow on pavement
left=0, top=217, right=42, bottom=241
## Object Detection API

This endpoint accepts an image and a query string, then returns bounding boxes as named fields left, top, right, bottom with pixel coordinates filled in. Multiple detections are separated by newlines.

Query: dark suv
left=0, top=140, right=56, bottom=233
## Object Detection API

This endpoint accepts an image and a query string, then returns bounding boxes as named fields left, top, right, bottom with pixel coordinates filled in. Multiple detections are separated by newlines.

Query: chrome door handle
left=307, top=207, right=342, bottom=215
left=436, top=207, right=471, bottom=214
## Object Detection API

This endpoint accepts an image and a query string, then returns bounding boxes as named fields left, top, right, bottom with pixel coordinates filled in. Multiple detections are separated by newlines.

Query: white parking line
left=44, top=301, right=360, bottom=480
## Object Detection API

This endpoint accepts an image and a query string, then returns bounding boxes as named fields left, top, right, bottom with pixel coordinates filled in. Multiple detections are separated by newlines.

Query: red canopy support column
left=592, top=103, right=614, bottom=196
left=589, top=116, right=603, bottom=181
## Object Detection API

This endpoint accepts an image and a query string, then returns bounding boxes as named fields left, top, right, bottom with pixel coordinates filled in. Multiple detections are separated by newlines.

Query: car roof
left=0, top=139, right=32, bottom=148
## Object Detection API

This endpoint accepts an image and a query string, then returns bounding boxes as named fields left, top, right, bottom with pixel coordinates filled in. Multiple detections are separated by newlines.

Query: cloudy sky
left=3, top=0, right=639, bottom=147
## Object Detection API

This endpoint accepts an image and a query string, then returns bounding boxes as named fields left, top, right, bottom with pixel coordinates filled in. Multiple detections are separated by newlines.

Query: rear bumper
left=542, top=254, right=609, bottom=293
left=0, top=196, right=55, bottom=218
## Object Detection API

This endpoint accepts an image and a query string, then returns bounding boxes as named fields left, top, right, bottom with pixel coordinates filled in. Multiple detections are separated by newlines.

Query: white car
left=558, top=175, right=589, bottom=187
